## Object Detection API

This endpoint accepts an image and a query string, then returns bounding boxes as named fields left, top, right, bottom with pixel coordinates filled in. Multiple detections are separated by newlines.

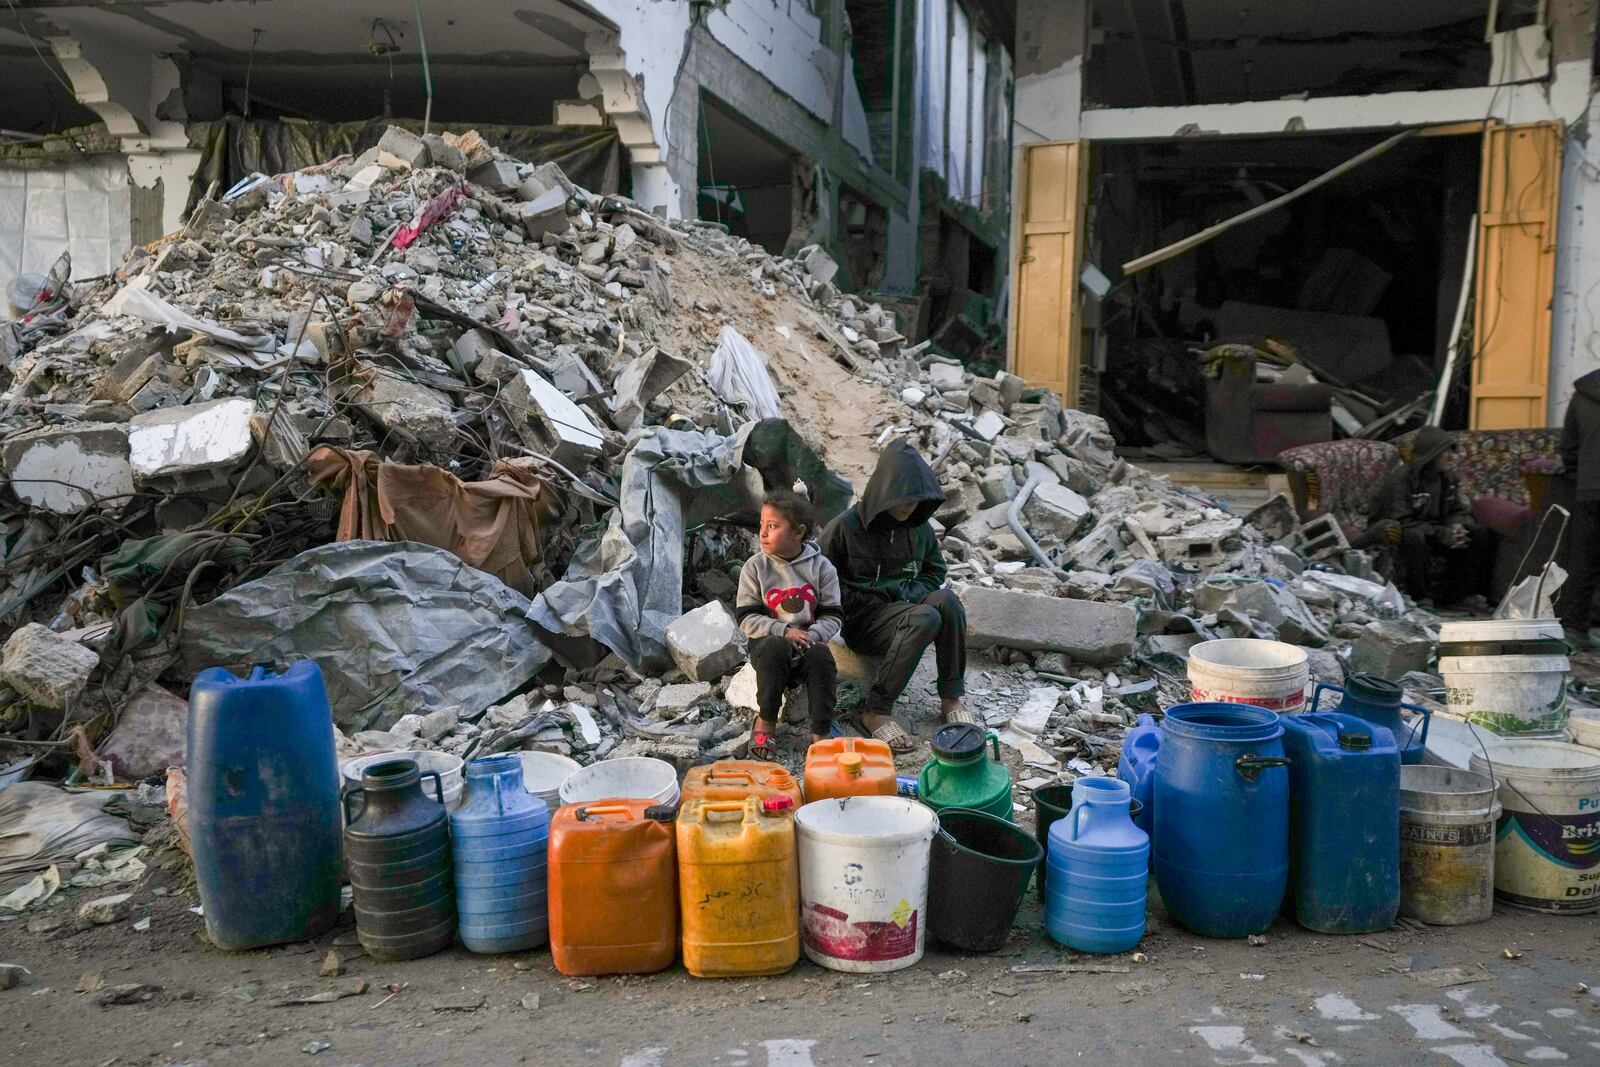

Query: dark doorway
left=696, top=92, right=800, bottom=254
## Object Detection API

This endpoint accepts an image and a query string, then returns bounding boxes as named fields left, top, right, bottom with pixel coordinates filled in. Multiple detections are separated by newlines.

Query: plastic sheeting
left=0, top=782, right=138, bottom=880
left=0, top=156, right=132, bottom=283
left=531, top=419, right=851, bottom=671
left=707, top=325, right=784, bottom=421
left=177, top=540, right=552, bottom=731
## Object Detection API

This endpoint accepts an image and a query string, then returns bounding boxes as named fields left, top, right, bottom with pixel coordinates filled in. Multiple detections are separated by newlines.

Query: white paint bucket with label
left=1470, top=740, right=1600, bottom=914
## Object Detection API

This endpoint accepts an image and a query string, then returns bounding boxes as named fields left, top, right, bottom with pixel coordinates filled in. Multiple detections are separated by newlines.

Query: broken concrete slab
left=801, top=246, right=839, bottom=286
left=665, top=600, right=744, bottom=683
left=467, top=159, right=520, bottom=193
left=502, top=368, right=605, bottom=469
left=128, top=396, right=255, bottom=479
left=1, top=424, right=134, bottom=514
left=971, top=411, right=1006, bottom=442
left=1349, top=619, right=1435, bottom=679
left=653, top=681, right=713, bottom=718
left=957, top=585, right=1136, bottom=664
left=350, top=371, right=458, bottom=450
left=1, top=623, right=99, bottom=709
left=517, top=187, right=570, bottom=242
left=1224, top=582, right=1329, bottom=647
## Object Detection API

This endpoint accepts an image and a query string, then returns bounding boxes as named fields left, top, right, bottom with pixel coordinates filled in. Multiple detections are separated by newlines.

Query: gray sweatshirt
left=735, top=542, right=843, bottom=644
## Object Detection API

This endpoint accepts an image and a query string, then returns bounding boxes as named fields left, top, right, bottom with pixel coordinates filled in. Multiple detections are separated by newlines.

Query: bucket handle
left=1235, top=754, right=1289, bottom=781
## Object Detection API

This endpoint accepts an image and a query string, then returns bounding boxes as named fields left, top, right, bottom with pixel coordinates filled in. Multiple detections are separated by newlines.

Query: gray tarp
left=531, top=419, right=852, bottom=671
left=177, top=540, right=551, bottom=730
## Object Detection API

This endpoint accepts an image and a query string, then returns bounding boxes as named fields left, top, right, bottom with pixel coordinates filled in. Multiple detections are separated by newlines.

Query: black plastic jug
left=344, top=758, right=455, bottom=961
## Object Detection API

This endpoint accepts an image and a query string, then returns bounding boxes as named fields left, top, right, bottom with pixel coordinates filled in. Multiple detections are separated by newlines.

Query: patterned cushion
left=1442, top=428, right=1562, bottom=506
left=1278, top=439, right=1400, bottom=533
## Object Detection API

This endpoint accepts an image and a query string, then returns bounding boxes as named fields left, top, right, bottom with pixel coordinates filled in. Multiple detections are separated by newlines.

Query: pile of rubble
left=0, top=125, right=1431, bottom=792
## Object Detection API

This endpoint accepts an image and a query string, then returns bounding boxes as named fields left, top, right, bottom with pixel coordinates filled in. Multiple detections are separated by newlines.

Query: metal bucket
left=1398, top=765, right=1500, bottom=925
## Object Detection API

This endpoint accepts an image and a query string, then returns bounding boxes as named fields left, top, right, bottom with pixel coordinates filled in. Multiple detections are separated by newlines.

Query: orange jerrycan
left=804, top=737, right=897, bottom=801
left=548, top=799, right=677, bottom=976
left=676, top=797, right=800, bottom=978
left=681, top=761, right=802, bottom=808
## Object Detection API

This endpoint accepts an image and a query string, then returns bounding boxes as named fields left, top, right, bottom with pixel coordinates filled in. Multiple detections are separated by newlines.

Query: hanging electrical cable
left=244, top=28, right=262, bottom=119
left=411, top=0, right=434, bottom=134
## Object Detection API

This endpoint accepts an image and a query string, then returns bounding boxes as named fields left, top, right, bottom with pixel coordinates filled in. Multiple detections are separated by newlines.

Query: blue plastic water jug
left=1046, top=776, right=1149, bottom=954
left=1280, top=712, right=1401, bottom=934
left=1153, top=702, right=1289, bottom=938
left=1309, top=675, right=1431, bottom=764
left=187, top=661, right=342, bottom=950
left=451, top=754, right=550, bottom=954
left=1117, top=713, right=1161, bottom=835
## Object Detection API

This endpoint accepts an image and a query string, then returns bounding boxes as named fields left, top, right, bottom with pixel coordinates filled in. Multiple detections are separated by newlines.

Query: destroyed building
left=2, top=0, right=1016, bottom=364
left=1009, top=1, right=1600, bottom=450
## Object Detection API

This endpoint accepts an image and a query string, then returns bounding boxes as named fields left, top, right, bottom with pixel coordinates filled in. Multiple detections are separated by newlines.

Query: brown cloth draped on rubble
left=305, top=447, right=556, bottom=594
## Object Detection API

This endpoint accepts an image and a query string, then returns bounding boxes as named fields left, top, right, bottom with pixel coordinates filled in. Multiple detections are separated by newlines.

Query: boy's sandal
left=750, top=726, right=780, bottom=762
left=941, top=706, right=981, bottom=726
left=862, top=716, right=916, bottom=754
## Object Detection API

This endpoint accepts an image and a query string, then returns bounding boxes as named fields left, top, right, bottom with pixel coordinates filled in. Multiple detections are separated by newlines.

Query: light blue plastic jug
left=450, top=754, right=550, bottom=954
left=1046, top=776, right=1149, bottom=954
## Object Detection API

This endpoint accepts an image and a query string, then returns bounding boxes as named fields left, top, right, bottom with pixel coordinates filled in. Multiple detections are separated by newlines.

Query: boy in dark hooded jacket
left=1559, top=369, right=1600, bottom=649
left=820, top=440, right=972, bottom=752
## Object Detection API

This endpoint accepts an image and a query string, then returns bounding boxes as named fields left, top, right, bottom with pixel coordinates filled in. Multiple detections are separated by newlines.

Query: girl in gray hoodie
left=735, top=490, right=843, bottom=759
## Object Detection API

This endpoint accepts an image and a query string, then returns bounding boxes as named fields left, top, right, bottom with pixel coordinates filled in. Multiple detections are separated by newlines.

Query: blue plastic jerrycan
left=1309, top=674, right=1431, bottom=765
left=451, top=754, right=551, bottom=954
left=1046, top=776, right=1150, bottom=954
left=1117, top=713, right=1161, bottom=836
left=1280, top=712, right=1401, bottom=935
left=187, top=661, right=342, bottom=950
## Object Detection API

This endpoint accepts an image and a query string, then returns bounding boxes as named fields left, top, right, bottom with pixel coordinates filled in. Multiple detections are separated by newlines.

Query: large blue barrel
left=1046, top=777, right=1149, bottom=954
left=1153, top=702, right=1289, bottom=938
left=1116, top=713, right=1160, bottom=836
left=187, top=661, right=342, bottom=950
left=1281, top=712, right=1401, bottom=934
left=450, top=754, right=550, bottom=953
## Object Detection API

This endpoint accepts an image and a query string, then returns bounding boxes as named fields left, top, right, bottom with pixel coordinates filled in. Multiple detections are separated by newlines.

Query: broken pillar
left=956, top=585, right=1136, bottom=664
left=665, top=600, right=745, bottom=682
left=502, top=368, right=605, bottom=469
left=1, top=623, right=99, bottom=709
left=128, top=396, right=255, bottom=480
left=609, top=347, right=693, bottom=430
left=1, top=424, right=135, bottom=514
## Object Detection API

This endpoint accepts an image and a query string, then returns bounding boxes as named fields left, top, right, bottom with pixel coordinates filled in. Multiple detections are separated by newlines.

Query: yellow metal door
left=1471, top=122, right=1561, bottom=429
left=1009, top=140, right=1089, bottom=407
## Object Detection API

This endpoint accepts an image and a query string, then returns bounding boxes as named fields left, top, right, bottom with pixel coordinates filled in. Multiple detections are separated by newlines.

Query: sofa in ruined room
left=1278, top=428, right=1566, bottom=600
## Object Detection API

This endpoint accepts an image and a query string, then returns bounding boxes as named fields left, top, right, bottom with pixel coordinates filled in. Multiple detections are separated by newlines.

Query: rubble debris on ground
left=0, top=124, right=1435, bottom=808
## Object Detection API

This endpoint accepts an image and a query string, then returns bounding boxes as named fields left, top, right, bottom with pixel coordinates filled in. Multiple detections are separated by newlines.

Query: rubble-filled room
left=1085, top=130, right=1482, bottom=461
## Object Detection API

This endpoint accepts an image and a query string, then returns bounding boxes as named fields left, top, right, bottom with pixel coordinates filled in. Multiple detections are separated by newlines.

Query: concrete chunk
left=1, top=624, right=99, bottom=709
left=503, top=368, right=604, bottom=469
left=665, top=600, right=744, bottom=682
left=2, top=424, right=134, bottom=514
left=1349, top=619, right=1435, bottom=678
left=469, top=159, right=521, bottom=192
left=517, top=187, right=569, bottom=241
left=77, top=892, right=132, bottom=925
left=653, top=681, right=713, bottom=717
left=376, top=125, right=430, bottom=170
left=801, top=246, right=838, bottom=285
left=421, top=133, right=466, bottom=172
left=926, top=363, right=964, bottom=389
left=972, top=411, right=1006, bottom=442
left=609, top=347, right=692, bottom=429
left=957, top=584, right=1135, bottom=663
left=1224, top=582, right=1329, bottom=647
left=350, top=373, right=457, bottom=450
left=1022, top=482, right=1090, bottom=540
left=128, top=397, right=254, bottom=480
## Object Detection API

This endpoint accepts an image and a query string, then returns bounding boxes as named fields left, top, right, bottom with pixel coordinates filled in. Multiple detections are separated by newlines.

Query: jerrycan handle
left=342, top=787, right=366, bottom=826
left=576, top=804, right=633, bottom=821
left=1400, top=701, right=1432, bottom=749
left=705, top=771, right=755, bottom=785
left=492, top=773, right=505, bottom=816
left=986, top=732, right=1001, bottom=763
left=697, top=800, right=756, bottom=824
left=1308, top=681, right=1343, bottom=714
left=1235, top=753, right=1290, bottom=781
left=421, top=771, right=444, bottom=806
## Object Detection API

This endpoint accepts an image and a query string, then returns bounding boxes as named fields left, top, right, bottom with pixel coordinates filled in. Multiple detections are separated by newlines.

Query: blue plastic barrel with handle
left=1046, top=776, right=1149, bottom=954
left=451, top=753, right=550, bottom=953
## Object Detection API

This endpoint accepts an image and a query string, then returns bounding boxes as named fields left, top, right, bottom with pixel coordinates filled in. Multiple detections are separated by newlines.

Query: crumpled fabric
left=305, top=447, right=556, bottom=594
left=531, top=419, right=850, bottom=671
left=707, top=325, right=784, bottom=421
left=177, top=540, right=551, bottom=730
left=0, top=782, right=137, bottom=880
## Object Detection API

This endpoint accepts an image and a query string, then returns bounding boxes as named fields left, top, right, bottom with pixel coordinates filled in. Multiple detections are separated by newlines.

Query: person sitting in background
left=1559, top=370, right=1600, bottom=650
left=820, top=440, right=971, bottom=754
left=735, top=489, right=842, bottom=760
left=1355, top=427, right=1488, bottom=605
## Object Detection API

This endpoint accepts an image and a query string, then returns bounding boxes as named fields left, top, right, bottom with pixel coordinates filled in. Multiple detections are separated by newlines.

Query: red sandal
left=750, top=719, right=779, bottom=761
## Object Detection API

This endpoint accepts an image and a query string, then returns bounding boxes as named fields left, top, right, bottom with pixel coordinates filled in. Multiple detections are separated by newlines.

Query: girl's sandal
left=750, top=721, right=780, bottom=761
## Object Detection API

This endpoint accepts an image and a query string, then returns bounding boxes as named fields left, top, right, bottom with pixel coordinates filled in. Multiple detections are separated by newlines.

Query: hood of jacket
left=1576, top=369, right=1600, bottom=403
left=857, top=439, right=945, bottom=531
left=771, top=540, right=823, bottom=565
left=1407, top=426, right=1456, bottom=471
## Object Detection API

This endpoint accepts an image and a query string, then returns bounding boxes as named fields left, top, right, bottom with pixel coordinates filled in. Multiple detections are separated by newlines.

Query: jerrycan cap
left=838, top=752, right=865, bottom=776
left=1337, top=730, right=1372, bottom=750
left=644, top=804, right=677, bottom=822
left=761, top=795, right=793, bottom=813
left=932, top=721, right=985, bottom=761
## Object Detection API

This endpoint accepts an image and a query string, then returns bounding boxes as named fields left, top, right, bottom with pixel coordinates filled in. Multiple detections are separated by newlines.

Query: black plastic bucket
left=1034, top=780, right=1141, bottom=897
left=927, top=807, right=1044, bottom=953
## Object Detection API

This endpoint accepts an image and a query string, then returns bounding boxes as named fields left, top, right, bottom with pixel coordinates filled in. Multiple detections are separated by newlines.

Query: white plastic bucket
left=1440, top=654, right=1569, bottom=737
left=794, top=796, right=938, bottom=973
left=519, top=751, right=580, bottom=810
left=557, top=756, right=680, bottom=808
left=1470, top=740, right=1600, bottom=914
left=1187, top=639, right=1309, bottom=713
left=340, top=749, right=465, bottom=813
left=1438, top=618, right=1563, bottom=648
